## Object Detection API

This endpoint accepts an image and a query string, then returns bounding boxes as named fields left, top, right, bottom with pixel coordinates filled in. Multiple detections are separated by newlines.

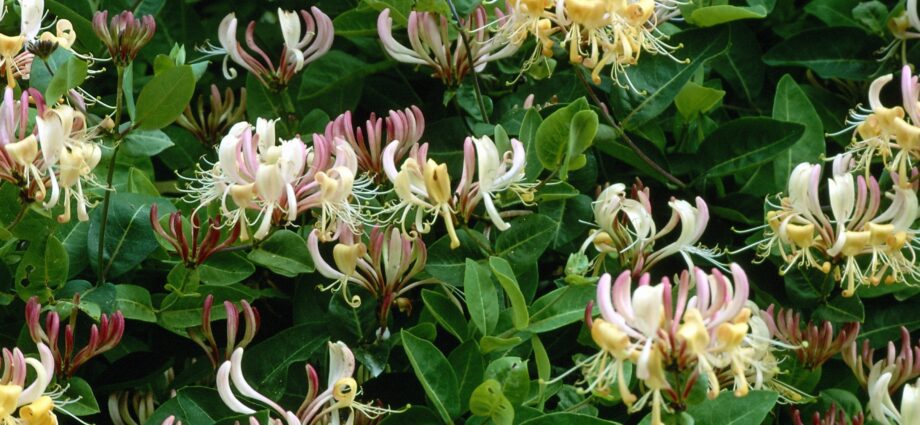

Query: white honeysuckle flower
left=19, top=0, right=44, bottom=41
left=470, top=135, right=528, bottom=231
left=868, top=365, right=901, bottom=425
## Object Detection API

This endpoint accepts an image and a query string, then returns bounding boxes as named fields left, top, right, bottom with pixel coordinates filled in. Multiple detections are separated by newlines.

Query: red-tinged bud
left=92, top=10, right=156, bottom=66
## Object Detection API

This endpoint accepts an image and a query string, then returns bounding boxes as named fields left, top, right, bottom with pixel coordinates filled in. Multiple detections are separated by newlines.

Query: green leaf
left=246, top=230, right=314, bottom=277
left=126, top=167, right=159, bottom=196
left=58, top=376, right=99, bottom=416
left=333, top=9, right=380, bottom=37
left=422, top=289, right=467, bottom=341
left=115, top=284, right=156, bottom=322
left=123, top=129, right=175, bottom=157
left=859, top=297, right=920, bottom=347
left=686, top=390, right=778, bottom=424
left=242, top=323, right=328, bottom=400
left=540, top=195, right=593, bottom=250
left=520, top=107, right=544, bottom=180
left=804, top=0, right=861, bottom=28
left=852, top=1, right=888, bottom=34
left=469, top=379, right=514, bottom=425
left=688, top=0, right=773, bottom=27
left=134, top=65, right=196, bottom=130
left=16, top=234, right=69, bottom=299
left=484, top=357, right=531, bottom=406
left=401, top=329, right=461, bottom=423
left=426, top=229, right=486, bottom=287
left=45, top=56, right=88, bottom=103
left=494, top=214, right=555, bottom=264
left=527, top=285, right=596, bottom=333
left=763, top=28, right=882, bottom=80
left=449, top=341, right=485, bottom=413
left=88, top=193, right=165, bottom=279
left=519, top=412, right=623, bottom=424
left=622, top=26, right=731, bottom=130
left=771, top=75, right=825, bottom=188
left=166, top=264, right=200, bottom=295
left=675, top=82, right=725, bottom=119
left=480, top=335, right=524, bottom=353
left=198, top=252, right=256, bottom=285
left=464, top=259, right=499, bottom=336
left=56, top=220, right=89, bottom=278
left=694, top=117, right=805, bottom=177
left=534, top=98, right=591, bottom=178
left=488, top=257, right=529, bottom=331
left=814, top=295, right=865, bottom=323
left=711, top=24, right=764, bottom=105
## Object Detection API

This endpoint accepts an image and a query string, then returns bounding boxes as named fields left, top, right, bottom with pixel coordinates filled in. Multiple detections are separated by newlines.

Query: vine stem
left=573, top=68, right=687, bottom=188
left=445, top=0, right=490, bottom=124
left=97, top=65, right=126, bottom=284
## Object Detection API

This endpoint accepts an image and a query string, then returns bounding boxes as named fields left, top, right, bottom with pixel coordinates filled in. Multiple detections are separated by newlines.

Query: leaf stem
left=445, top=0, right=490, bottom=124
left=97, top=65, right=127, bottom=284
left=573, top=68, right=687, bottom=188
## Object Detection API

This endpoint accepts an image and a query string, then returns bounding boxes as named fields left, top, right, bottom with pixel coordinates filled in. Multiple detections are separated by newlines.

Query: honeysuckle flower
left=36, top=104, right=102, bottom=223
left=495, top=0, right=557, bottom=64
left=839, top=65, right=920, bottom=180
left=25, top=296, right=125, bottom=378
left=203, top=7, right=333, bottom=90
left=324, top=106, right=425, bottom=182
left=187, top=295, right=260, bottom=369
left=553, top=0, right=684, bottom=87
left=453, top=135, right=534, bottom=231
left=92, top=10, right=156, bottom=66
left=308, top=225, right=437, bottom=335
left=381, top=141, right=461, bottom=248
left=579, top=181, right=721, bottom=277
left=217, top=341, right=400, bottom=425
left=745, top=155, right=919, bottom=296
left=561, top=264, right=773, bottom=425
left=844, top=326, right=920, bottom=395
left=176, top=84, right=247, bottom=146
left=760, top=305, right=860, bottom=369
left=0, top=341, right=56, bottom=425
left=868, top=366, right=901, bottom=425
left=210, top=119, right=308, bottom=240
left=377, top=7, right=520, bottom=86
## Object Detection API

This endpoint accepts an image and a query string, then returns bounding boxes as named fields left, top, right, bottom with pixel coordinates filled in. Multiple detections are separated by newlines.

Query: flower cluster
left=187, top=295, right=261, bottom=369
left=0, top=340, right=57, bottom=425
left=25, top=296, right=125, bottom=378
left=150, top=204, right=242, bottom=268
left=571, top=264, right=783, bottom=424
left=750, top=154, right=919, bottom=296
left=309, top=225, right=436, bottom=336
left=92, top=10, right=157, bottom=66
left=1, top=87, right=102, bottom=223
left=760, top=305, right=860, bottom=369
left=216, top=341, right=399, bottom=425
left=205, top=7, right=333, bottom=90
left=844, top=327, right=920, bottom=396
left=575, top=181, right=720, bottom=277
left=499, top=0, right=684, bottom=86
left=865, top=372, right=920, bottom=425
left=377, top=6, right=521, bottom=86
left=840, top=65, right=920, bottom=179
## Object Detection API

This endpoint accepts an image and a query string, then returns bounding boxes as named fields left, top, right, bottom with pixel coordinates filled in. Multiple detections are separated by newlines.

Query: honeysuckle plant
left=0, top=1, right=916, bottom=424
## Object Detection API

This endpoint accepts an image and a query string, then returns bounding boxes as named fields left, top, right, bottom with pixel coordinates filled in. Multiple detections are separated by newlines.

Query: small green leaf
left=401, top=329, right=461, bottom=423
left=686, top=390, right=778, bottom=424
left=247, top=230, right=314, bottom=277
left=494, top=214, right=555, bottom=264
left=114, top=284, right=156, bottom=322
left=488, top=257, right=529, bottom=331
left=45, top=56, right=88, bottom=103
left=535, top=98, right=590, bottom=178
left=464, top=259, right=499, bottom=336
left=771, top=75, right=825, bottom=189
left=58, top=376, right=100, bottom=416
left=421, top=289, right=467, bottom=341
left=16, top=234, right=69, bottom=299
left=485, top=357, right=531, bottom=406
left=134, top=65, right=196, bottom=130
left=694, top=117, right=805, bottom=178
left=689, top=2, right=771, bottom=27
left=199, top=252, right=255, bottom=285
left=123, top=129, right=175, bottom=157
left=675, top=82, right=725, bottom=118
left=469, top=379, right=514, bottom=425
